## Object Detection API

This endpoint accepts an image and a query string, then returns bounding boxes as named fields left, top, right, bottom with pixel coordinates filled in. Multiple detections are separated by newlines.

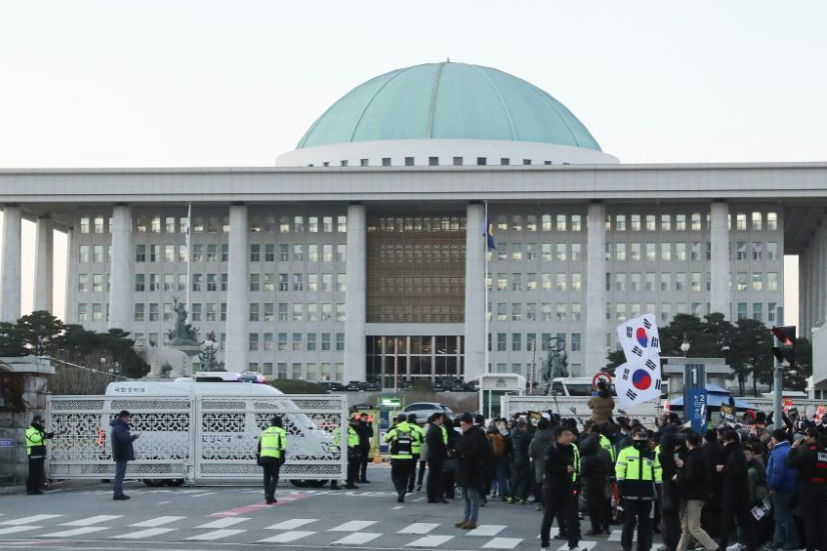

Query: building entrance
left=366, top=336, right=464, bottom=389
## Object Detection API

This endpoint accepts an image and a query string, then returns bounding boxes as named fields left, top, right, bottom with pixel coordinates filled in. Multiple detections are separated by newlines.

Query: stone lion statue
left=133, top=337, right=190, bottom=379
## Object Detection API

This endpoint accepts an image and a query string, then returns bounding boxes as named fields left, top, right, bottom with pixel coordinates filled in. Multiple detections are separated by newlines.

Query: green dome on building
left=297, top=62, right=602, bottom=151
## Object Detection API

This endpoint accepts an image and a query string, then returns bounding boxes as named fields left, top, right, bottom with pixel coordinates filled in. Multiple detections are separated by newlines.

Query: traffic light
left=771, top=326, right=796, bottom=367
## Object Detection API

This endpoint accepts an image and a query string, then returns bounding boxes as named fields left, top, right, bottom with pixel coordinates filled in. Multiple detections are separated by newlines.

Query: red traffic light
left=771, top=326, right=796, bottom=366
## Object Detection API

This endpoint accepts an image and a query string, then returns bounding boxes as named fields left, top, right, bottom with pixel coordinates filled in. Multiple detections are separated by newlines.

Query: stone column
left=710, top=201, right=730, bottom=319
left=109, top=204, right=133, bottom=331
left=585, top=201, right=607, bottom=375
left=344, top=204, right=367, bottom=382
left=1, top=205, right=22, bottom=323
left=34, top=216, right=54, bottom=313
left=64, top=227, right=76, bottom=323
left=463, top=202, right=486, bottom=380
left=225, top=204, right=249, bottom=372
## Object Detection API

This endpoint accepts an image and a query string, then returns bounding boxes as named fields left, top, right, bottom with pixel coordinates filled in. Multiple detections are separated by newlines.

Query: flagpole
left=484, top=200, right=490, bottom=375
left=186, top=202, right=192, bottom=312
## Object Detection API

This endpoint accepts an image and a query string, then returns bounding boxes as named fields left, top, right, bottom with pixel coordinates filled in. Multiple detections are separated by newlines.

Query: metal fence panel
left=501, top=395, right=659, bottom=426
left=47, top=394, right=347, bottom=483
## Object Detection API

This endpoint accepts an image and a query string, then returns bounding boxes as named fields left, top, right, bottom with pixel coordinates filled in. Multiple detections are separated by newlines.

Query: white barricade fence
left=500, top=395, right=660, bottom=427
left=46, top=394, right=347, bottom=484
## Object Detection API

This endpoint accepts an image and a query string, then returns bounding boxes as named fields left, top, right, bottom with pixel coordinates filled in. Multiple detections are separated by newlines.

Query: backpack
left=490, top=433, right=507, bottom=458
left=393, top=427, right=413, bottom=456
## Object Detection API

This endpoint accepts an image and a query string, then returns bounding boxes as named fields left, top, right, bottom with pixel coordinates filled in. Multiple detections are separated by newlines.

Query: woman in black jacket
left=580, top=435, right=612, bottom=535
left=675, top=431, right=717, bottom=551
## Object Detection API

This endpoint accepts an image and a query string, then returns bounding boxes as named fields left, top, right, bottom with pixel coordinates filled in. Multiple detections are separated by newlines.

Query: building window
left=767, top=212, right=778, bottom=231
left=336, top=333, right=345, bottom=351
left=429, top=157, right=439, bottom=166
left=249, top=303, right=260, bottom=321
left=752, top=212, right=763, bottom=231
left=512, top=333, right=522, bottom=351
left=500, top=158, right=510, bottom=165
left=736, top=213, right=747, bottom=231
left=453, top=157, right=463, bottom=166
left=382, top=158, right=391, bottom=166
left=134, top=303, right=145, bottom=322
left=405, top=157, right=415, bottom=166
left=360, top=159, right=369, bottom=167
left=476, top=157, right=487, bottom=166
left=571, top=333, right=582, bottom=352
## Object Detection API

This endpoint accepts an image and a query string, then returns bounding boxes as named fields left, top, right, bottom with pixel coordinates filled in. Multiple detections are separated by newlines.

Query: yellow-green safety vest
left=600, top=434, right=616, bottom=463
left=348, top=425, right=359, bottom=448
left=26, top=426, right=46, bottom=459
left=411, top=424, right=425, bottom=454
left=385, top=421, right=418, bottom=459
left=653, top=445, right=663, bottom=483
left=440, top=425, right=448, bottom=444
left=260, top=426, right=287, bottom=459
left=572, top=442, right=581, bottom=482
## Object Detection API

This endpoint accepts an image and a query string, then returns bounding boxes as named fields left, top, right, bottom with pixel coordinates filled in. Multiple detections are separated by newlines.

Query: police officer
left=384, top=413, right=419, bottom=502
left=258, top=416, right=287, bottom=504
left=26, top=415, right=54, bottom=495
left=616, top=425, right=660, bottom=551
left=786, top=423, right=827, bottom=551
left=407, top=413, right=425, bottom=493
left=345, top=416, right=361, bottom=489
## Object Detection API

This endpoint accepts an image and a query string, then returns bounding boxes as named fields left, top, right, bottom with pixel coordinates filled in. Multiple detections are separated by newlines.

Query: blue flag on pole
left=483, top=216, right=497, bottom=250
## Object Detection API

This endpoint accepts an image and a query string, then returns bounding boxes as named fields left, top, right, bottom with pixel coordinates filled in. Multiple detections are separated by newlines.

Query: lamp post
left=680, top=333, right=690, bottom=357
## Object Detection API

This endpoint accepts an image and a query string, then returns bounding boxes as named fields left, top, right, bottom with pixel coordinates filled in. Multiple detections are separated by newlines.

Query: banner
left=615, top=313, right=664, bottom=411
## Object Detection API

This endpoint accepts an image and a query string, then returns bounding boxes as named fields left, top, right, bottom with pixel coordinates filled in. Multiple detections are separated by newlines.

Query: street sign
left=592, top=371, right=612, bottom=390
left=688, top=388, right=707, bottom=434
left=378, top=396, right=401, bottom=409
left=0, top=438, right=13, bottom=448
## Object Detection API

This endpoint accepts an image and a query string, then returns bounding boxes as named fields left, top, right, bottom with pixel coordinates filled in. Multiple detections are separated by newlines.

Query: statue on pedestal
left=541, top=336, right=569, bottom=393
left=167, top=298, right=199, bottom=346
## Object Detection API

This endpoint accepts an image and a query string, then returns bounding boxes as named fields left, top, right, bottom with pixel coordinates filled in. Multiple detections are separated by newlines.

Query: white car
left=402, top=402, right=453, bottom=423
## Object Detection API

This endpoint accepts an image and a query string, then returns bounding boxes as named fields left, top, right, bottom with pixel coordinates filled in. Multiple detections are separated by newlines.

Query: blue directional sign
left=688, top=388, right=708, bottom=434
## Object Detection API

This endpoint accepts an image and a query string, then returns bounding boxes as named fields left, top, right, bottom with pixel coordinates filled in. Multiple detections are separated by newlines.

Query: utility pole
left=773, top=306, right=784, bottom=422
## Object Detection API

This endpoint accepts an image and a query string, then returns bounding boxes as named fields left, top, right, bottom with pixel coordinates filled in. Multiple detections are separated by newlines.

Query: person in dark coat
left=426, top=412, right=448, bottom=503
left=675, top=431, right=717, bottom=551
left=509, top=420, right=533, bottom=504
left=717, top=430, right=756, bottom=551
left=443, top=417, right=460, bottom=499
left=539, top=425, right=581, bottom=551
left=110, top=410, right=139, bottom=500
left=454, top=413, right=492, bottom=530
left=700, top=429, right=725, bottom=539
left=580, top=435, right=613, bottom=535
left=658, top=427, right=684, bottom=551
left=786, top=423, right=827, bottom=551
left=356, top=413, right=373, bottom=483
left=528, top=418, right=555, bottom=511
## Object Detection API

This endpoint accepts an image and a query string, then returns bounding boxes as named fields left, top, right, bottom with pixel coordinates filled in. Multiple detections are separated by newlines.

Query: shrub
left=270, top=380, right=326, bottom=394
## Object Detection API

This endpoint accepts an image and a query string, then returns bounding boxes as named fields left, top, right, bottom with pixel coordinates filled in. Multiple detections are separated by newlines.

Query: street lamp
left=680, top=334, right=690, bottom=357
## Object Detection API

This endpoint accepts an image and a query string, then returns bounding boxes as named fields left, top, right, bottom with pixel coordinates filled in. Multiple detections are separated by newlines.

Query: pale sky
left=3, top=0, right=824, bottom=327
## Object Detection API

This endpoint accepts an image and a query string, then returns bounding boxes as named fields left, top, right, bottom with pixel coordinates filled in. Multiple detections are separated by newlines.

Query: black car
left=449, top=379, right=467, bottom=392
left=433, top=379, right=447, bottom=392
left=463, top=380, right=479, bottom=392
left=363, top=381, right=380, bottom=391
left=345, top=381, right=363, bottom=391
left=320, top=381, right=346, bottom=393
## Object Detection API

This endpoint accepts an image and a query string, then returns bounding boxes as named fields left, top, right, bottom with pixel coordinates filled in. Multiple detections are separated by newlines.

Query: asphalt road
left=0, top=464, right=659, bottom=551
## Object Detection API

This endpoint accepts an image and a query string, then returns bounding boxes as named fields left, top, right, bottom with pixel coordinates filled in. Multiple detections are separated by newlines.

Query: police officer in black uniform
left=787, top=422, right=827, bottom=551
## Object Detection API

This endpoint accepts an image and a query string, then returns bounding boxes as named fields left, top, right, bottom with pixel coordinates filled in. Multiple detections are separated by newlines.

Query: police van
left=101, top=372, right=336, bottom=487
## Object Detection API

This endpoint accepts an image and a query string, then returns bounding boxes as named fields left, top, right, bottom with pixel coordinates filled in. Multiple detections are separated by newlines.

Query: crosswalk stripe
left=329, top=520, right=377, bottom=532
left=482, top=537, right=523, bottom=550
left=186, top=529, right=246, bottom=541
left=398, top=523, right=439, bottom=535
left=266, top=519, right=318, bottom=530
left=258, top=530, right=316, bottom=543
left=466, top=525, right=506, bottom=537
left=331, top=532, right=382, bottom=545
left=608, top=529, right=633, bottom=542
left=61, top=515, right=122, bottom=527
left=0, top=526, right=42, bottom=536
left=0, top=514, right=62, bottom=525
left=130, top=516, right=185, bottom=528
left=404, top=535, right=454, bottom=547
left=41, top=527, right=110, bottom=538
left=196, top=517, right=250, bottom=529
left=113, top=528, right=176, bottom=539
left=557, top=541, right=597, bottom=551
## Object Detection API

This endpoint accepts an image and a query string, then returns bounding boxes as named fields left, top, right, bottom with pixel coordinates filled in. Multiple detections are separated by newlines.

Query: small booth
left=479, top=374, right=526, bottom=419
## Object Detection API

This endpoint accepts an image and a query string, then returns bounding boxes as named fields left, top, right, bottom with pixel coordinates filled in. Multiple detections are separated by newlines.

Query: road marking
left=0, top=515, right=62, bottom=525
left=266, top=519, right=318, bottom=530
left=392, top=506, right=404, bottom=510
left=41, top=527, right=110, bottom=538
left=113, top=528, right=176, bottom=539
left=189, top=492, right=217, bottom=498
left=258, top=530, right=316, bottom=543
left=558, top=541, right=597, bottom=551
left=196, top=517, right=250, bottom=529
left=130, top=516, right=185, bottom=528
left=331, top=532, right=382, bottom=545
left=609, top=530, right=634, bottom=542
left=186, top=529, right=246, bottom=541
left=329, top=521, right=377, bottom=532
left=404, top=535, right=454, bottom=547
left=398, top=523, right=439, bottom=535
left=60, top=515, right=122, bottom=527
left=208, top=494, right=310, bottom=516
left=483, top=538, right=523, bottom=549
left=0, top=526, right=42, bottom=536
left=465, top=525, right=506, bottom=537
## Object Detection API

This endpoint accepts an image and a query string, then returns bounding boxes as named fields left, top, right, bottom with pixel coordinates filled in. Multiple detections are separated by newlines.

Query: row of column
left=0, top=200, right=735, bottom=379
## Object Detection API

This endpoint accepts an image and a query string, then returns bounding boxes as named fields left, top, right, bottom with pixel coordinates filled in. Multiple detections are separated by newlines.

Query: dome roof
left=297, top=62, right=602, bottom=151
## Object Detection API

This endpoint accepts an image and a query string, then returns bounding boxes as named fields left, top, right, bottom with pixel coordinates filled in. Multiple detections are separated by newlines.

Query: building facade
left=1, top=62, right=822, bottom=387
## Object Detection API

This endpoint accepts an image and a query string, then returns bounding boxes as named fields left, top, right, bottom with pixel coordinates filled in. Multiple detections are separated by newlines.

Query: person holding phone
left=110, top=410, right=139, bottom=501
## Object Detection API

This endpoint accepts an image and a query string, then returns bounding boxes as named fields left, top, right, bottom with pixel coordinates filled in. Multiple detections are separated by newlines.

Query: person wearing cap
left=765, top=429, right=799, bottom=551
left=786, top=422, right=827, bottom=551
left=345, top=416, right=361, bottom=489
left=110, top=410, right=140, bottom=500
left=25, top=414, right=54, bottom=495
left=406, top=413, right=425, bottom=493
left=384, top=413, right=419, bottom=502
left=717, top=429, right=756, bottom=551
left=539, top=425, right=581, bottom=551
left=257, top=415, right=287, bottom=504
left=616, top=425, right=660, bottom=551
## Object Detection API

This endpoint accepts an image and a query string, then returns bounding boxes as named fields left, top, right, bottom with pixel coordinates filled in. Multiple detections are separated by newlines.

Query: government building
left=1, top=61, right=825, bottom=388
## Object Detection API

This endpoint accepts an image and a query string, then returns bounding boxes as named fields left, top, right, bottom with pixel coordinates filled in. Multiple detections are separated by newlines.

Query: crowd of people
left=377, top=384, right=827, bottom=551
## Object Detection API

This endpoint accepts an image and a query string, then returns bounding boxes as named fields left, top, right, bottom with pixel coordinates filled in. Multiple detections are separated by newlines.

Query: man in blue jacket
left=110, top=410, right=139, bottom=501
left=765, top=429, right=798, bottom=551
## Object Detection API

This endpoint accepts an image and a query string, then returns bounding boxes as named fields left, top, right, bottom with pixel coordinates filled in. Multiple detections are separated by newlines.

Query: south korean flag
left=616, top=313, right=661, bottom=361
left=615, top=355, right=663, bottom=411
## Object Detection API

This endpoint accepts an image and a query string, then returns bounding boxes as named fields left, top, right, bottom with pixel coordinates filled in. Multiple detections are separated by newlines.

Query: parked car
left=363, top=381, right=380, bottom=391
left=345, top=381, right=364, bottom=391
left=463, top=379, right=479, bottom=392
left=433, top=379, right=447, bottom=392
left=449, top=379, right=467, bottom=392
left=402, top=402, right=453, bottom=423
left=319, top=381, right=346, bottom=393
